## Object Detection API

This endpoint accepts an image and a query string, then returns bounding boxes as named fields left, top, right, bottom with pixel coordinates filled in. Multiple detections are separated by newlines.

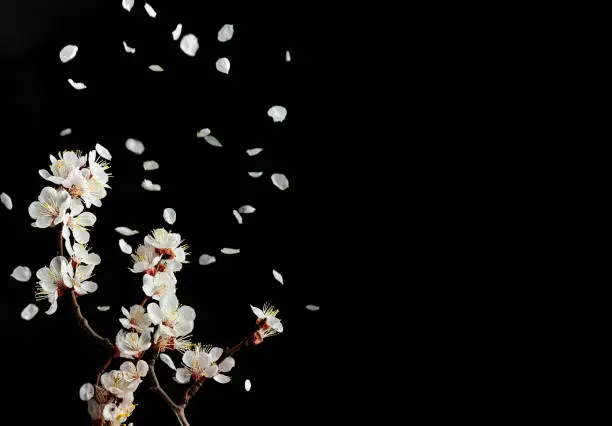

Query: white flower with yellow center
left=144, top=229, right=188, bottom=271
left=102, top=392, right=136, bottom=426
left=35, top=256, right=69, bottom=315
left=101, top=370, right=139, bottom=398
left=62, top=168, right=107, bottom=208
left=142, top=271, right=177, bottom=300
left=120, top=360, right=149, bottom=383
left=88, top=150, right=112, bottom=188
left=153, top=329, right=193, bottom=353
left=39, top=150, right=87, bottom=184
left=130, top=244, right=161, bottom=274
left=116, top=330, right=152, bottom=359
left=175, top=345, right=235, bottom=384
left=65, top=240, right=101, bottom=267
left=28, top=187, right=71, bottom=228
left=119, top=305, right=153, bottom=333
left=147, top=293, right=195, bottom=337
left=251, top=303, right=283, bottom=335
left=62, top=204, right=97, bottom=244
left=62, top=262, right=97, bottom=295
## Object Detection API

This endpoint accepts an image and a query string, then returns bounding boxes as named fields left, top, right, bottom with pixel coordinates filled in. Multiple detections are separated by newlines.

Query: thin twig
left=70, top=291, right=115, bottom=351
left=148, top=356, right=190, bottom=426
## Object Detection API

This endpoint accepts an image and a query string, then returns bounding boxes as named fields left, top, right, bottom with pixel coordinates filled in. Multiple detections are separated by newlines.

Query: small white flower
left=153, top=329, right=193, bottom=353
left=65, top=240, right=101, bottom=266
left=116, top=330, right=152, bottom=359
left=130, top=244, right=161, bottom=274
left=147, top=293, right=195, bottom=337
left=101, top=370, right=139, bottom=398
left=62, top=208, right=97, bottom=244
left=119, top=305, right=153, bottom=333
left=175, top=345, right=235, bottom=384
left=88, top=150, right=112, bottom=188
left=39, top=151, right=86, bottom=184
left=62, top=168, right=107, bottom=208
left=142, top=271, right=176, bottom=300
left=63, top=262, right=97, bottom=295
left=251, top=303, right=283, bottom=338
left=102, top=391, right=136, bottom=426
left=28, top=187, right=71, bottom=228
left=35, top=256, right=69, bottom=315
left=121, top=360, right=149, bottom=382
left=144, top=229, right=188, bottom=270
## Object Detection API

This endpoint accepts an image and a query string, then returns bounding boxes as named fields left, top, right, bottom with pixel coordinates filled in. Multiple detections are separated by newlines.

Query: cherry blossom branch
left=148, top=356, right=190, bottom=426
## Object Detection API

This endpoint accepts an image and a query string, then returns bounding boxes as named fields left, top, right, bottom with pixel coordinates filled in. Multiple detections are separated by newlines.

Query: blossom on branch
left=28, top=187, right=71, bottom=228
left=102, top=391, right=136, bottom=426
left=63, top=262, right=98, bottom=295
left=35, top=256, right=69, bottom=314
left=65, top=240, right=101, bottom=267
left=119, top=305, right=153, bottom=333
left=116, top=330, right=152, bottom=358
left=147, top=293, right=195, bottom=337
left=142, top=271, right=177, bottom=300
left=175, top=345, right=235, bottom=384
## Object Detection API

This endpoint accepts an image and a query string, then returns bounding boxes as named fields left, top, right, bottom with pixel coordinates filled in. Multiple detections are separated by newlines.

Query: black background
left=1, top=2, right=340, bottom=424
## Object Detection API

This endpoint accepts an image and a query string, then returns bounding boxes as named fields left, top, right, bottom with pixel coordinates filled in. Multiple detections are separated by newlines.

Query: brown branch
left=148, top=356, right=190, bottom=426
left=70, top=292, right=115, bottom=351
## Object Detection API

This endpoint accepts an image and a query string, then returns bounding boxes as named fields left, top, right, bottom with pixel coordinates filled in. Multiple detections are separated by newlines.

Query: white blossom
left=147, top=293, right=195, bottom=337
left=62, top=168, right=107, bottom=208
left=62, top=208, right=97, bottom=244
left=116, top=330, right=152, bottom=359
left=39, top=151, right=86, bottom=184
left=130, top=244, right=161, bottom=274
left=119, top=305, right=153, bottom=333
left=251, top=303, right=283, bottom=339
left=121, top=360, right=149, bottom=383
left=63, top=262, right=97, bottom=296
left=175, top=345, right=234, bottom=384
left=65, top=240, right=101, bottom=266
left=28, top=187, right=70, bottom=228
left=144, top=229, right=187, bottom=271
left=142, top=272, right=176, bottom=300
left=103, top=392, right=135, bottom=426
left=35, top=256, right=69, bottom=315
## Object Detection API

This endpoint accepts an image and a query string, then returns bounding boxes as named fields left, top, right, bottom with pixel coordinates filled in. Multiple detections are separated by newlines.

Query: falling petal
left=172, top=24, right=183, bottom=41
left=11, top=266, right=31, bottom=282
left=271, top=173, right=289, bottom=190
left=160, top=353, right=177, bottom=370
left=233, top=210, right=243, bottom=224
left=267, top=106, right=287, bottom=122
left=221, top=248, right=240, bottom=255
left=149, top=64, right=164, bottom=72
left=95, top=143, right=112, bottom=160
left=122, top=0, right=134, bottom=12
left=21, top=304, right=39, bottom=320
left=246, top=148, right=263, bottom=156
left=123, top=41, right=136, bottom=54
left=272, top=269, right=284, bottom=285
left=215, top=57, right=230, bottom=74
left=238, top=205, right=255, bottom=214
left=144, top=3, right=156, bottom=17
left=245, top=379, right=251, bottom=391
left=180, top=34, right=199, bottom=57
left=143, top=160, right=159, bottom=170
left=97, top=306, right=111, bottom=312
left=198, top=254, right=216, bottom=265
left=60, top=128, right=72, bottom=136
left=79, top=383, right=95, bottom=401
left=306, top=304, right=320, bottom=311
left=119, top=239, right=133, bottom=254
left=163, top=208, right=176, bottom=225
left=115, top=227, right=139, bottom=236
left=59, top=44, right=78, bottom=63
left=286, top=50, right=291, bottom=62
left=196, top=128, right=211, bottom=138
left=68, top=78, right=87, bottom=90
left=248, top=172, right=263, bottom=178
left=204, top=135, right=222, bottom=147
left=1, top=192, right=13, bottom=210
left=217, top=24, right=234, bottom=42
left=142, top=179, right=161, bottom=191
left=125, top=138, right=145, bottom=154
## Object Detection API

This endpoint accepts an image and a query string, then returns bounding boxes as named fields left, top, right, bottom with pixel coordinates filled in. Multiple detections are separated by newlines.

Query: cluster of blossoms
left=29, top=149, right=285, bottom=425
left=31, top=150, right=110, bottom=314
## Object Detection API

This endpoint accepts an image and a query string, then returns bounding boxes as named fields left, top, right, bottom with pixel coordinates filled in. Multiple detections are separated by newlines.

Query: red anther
left=157, top=264, right=167, bottom=272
